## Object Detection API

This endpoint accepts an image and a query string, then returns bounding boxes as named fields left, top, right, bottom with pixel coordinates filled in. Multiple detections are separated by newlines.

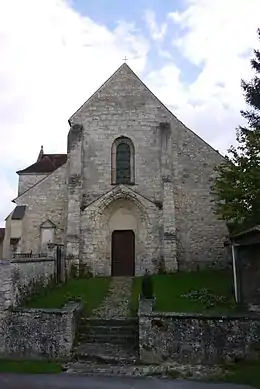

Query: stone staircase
left=63, top=278, right=224, bottom=379
left=76, top=317, right=139, bottom=346
left=63, top=277, right=141, bottom=376
left=64, top=317, right=140, bottom=375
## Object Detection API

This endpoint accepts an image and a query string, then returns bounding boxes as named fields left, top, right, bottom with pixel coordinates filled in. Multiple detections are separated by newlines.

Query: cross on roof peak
left=122, top=56, right=128, bottom=62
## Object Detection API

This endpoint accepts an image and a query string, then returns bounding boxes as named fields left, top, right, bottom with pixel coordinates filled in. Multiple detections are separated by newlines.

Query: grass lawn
left=210, top=360, right=260, bottom=388
left=0, top=359, right=62, bottom=374
left=131, top=269, right=236, bottom=314
left=24, top=277, right=110, bottom=315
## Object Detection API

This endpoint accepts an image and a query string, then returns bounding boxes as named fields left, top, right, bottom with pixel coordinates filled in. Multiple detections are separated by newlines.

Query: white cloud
left=158, top=48, right=172, bottom=59
left=0, top=0, right=149, bottom=226
left=144, top=9, right=167, bottom=41
left=145, top=0, right=260, bottom=153
left=169, top=0, right=260, bottom=67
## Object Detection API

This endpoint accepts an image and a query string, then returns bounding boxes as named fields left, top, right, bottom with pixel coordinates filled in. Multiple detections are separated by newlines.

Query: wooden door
left=111, top=230, right=135, bottom=276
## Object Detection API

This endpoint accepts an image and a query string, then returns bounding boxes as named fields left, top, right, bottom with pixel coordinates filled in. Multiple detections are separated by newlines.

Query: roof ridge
left=69, top=62, right=224, bottom=158
left=17, top=154, right=67, bottom=175
left=69, top=63, right=130, bottom=124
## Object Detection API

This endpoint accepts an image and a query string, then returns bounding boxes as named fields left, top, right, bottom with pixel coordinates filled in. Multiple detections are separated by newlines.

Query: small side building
left=230, top=226, right=260, bottom=307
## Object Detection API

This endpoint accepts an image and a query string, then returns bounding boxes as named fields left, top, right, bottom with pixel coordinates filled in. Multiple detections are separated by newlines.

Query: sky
left=0, top=0, right=260, bottom=227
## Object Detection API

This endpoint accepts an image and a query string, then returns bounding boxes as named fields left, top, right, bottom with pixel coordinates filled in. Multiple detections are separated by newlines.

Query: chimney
left=37, top=145, right=44, bottom=161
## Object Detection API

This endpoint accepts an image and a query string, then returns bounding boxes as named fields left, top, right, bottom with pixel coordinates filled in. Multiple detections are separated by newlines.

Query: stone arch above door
left=80, top=185, right=161, bottom=276
left=95, top=185, right=150, bottom=224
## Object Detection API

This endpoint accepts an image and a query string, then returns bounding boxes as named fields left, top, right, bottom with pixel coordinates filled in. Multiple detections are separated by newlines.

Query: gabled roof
left=69, top=63, right=129, bottom=124
left=69, top=62, right=172, bottom=125
left=81, top=183, right=158, bottom=212
left=40, top=220, right=56, bottom=228
left=17, top=154, right=67, bottom=174
left=67, top=63, right=223, bottom=158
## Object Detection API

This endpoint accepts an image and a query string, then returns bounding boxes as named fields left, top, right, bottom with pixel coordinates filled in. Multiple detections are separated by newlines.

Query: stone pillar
left=160, top=122, right=178, bottom=272
left=66, top=124, right=83, bottom=264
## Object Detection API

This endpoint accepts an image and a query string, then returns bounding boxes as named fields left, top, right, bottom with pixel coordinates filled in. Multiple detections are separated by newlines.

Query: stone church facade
left=2, top=64, right=229, bottom=275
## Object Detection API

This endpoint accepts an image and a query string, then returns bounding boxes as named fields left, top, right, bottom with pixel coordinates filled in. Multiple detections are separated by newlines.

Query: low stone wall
left=139, top=299, right=260, bottom=365
left=0, top=301, right=83, bottom=360
left=0, top=258, right=55, bottom=309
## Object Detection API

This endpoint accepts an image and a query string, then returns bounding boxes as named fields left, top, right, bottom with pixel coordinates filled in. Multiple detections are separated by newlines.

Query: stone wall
left=0, top=301, right=82, bottom=360
left=0, top=258, right=55, bottom=309
left=3, top=215, right=12, bottom=259
left=139, top=299, right=260, bottom=365
left=172, top=120, right=229, bottom=269
left=0, top=261, right=14, bottom=310
left=0, top=240, right=3, bottom=260
left=70, top=65, right=163, bottom=203
left=18, top=173, right=48, bottom=196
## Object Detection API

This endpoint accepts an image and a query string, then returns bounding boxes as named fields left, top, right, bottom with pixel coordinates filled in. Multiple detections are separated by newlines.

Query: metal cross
left=122, top=56, right=128, bottom=62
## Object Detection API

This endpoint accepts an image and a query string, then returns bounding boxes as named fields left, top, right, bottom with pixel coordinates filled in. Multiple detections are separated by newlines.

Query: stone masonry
left=0, top=258, right=55, bottom=310
left=138, top=299, right=260, bottom=365
left=2, top=63, right=229, bottom=274
left=0, top=301, right=82, bottom=360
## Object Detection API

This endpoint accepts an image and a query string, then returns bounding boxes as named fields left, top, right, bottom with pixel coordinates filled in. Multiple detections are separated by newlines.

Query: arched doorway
left=111, top=230, right=135, bottom=276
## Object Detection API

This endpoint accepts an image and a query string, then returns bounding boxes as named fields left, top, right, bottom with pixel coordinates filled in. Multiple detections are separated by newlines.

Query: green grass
left=24, top=277, right=110, bottom=315
left=0, top=359, right=62, bottom=374
left=209, top=360, right=260, bottom=388
left=131, top=270, right=237, bottom=314
left=130, top=277, right=142, bottom=314
left=224, top=360, right=260, bottom=388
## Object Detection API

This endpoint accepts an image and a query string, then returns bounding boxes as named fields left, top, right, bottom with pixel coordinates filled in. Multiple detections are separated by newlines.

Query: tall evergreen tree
left=212, top=29, right=260, bottom=233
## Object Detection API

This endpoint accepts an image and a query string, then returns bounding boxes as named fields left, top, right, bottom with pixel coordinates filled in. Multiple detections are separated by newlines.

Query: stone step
left=73, top=342, right=139, bottom=364
left=78, top=324, right=138, bottom=336
left=63, top=360, right=223, bottom=380
left=63, top=362, right=164, bottom=377
left=80, top=318, right=138, bottom=327
left=77, top=333, right=138, bottom=344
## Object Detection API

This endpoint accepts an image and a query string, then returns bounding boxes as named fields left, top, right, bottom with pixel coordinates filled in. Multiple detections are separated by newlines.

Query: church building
left=2, top=63, right=229, bottom=275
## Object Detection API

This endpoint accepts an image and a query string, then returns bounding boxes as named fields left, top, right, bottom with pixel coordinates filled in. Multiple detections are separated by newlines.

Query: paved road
left=0, top=374, right=255, bottom=389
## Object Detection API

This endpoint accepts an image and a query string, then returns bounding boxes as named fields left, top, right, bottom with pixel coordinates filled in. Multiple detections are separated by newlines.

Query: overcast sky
left=0, top=0, right=260, bottom=227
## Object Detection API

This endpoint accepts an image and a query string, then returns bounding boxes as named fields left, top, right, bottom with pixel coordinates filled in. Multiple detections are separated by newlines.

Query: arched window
left=111, top=137, right=135, bottom=184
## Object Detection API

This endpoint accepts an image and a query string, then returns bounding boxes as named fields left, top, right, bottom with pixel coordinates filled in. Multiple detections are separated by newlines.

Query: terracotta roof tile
left=17, top=154, right=67, bottom=174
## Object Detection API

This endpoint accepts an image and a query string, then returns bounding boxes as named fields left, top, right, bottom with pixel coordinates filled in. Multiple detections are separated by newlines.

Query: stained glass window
left=116, top=142, right=131, bottom=184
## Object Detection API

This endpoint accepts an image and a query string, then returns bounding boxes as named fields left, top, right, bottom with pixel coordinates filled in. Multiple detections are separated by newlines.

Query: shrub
left=141, top=271, right=154, bottom=299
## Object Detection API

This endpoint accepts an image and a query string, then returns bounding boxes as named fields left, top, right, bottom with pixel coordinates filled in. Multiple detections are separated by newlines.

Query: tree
left=212, top=28, right=260, bottom=234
